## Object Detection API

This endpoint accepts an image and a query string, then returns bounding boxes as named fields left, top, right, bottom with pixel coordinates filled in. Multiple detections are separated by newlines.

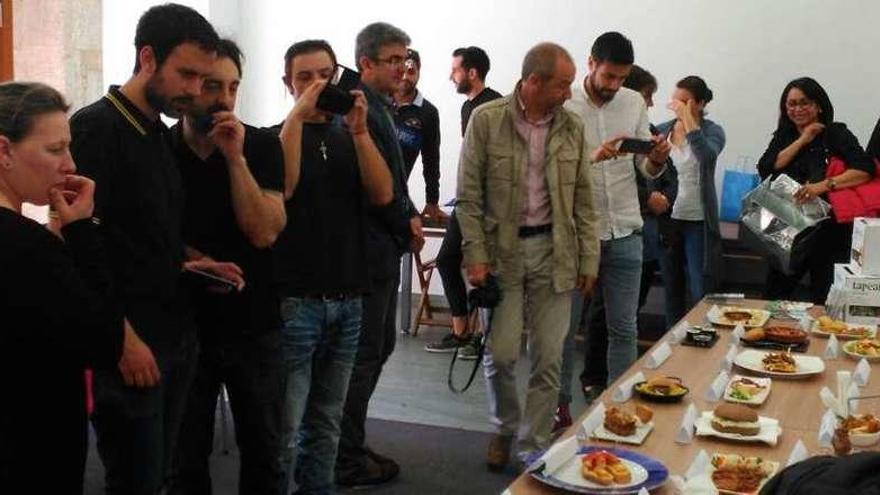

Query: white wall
left=101, top=0, right=880, bottom=294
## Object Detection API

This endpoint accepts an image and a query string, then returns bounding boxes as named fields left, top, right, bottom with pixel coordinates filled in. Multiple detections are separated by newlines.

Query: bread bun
left=743, top=328, right=765, bottom=342
left=712, top=403, right=760, bottom=436
left=635, top=404, right=654, bottom=424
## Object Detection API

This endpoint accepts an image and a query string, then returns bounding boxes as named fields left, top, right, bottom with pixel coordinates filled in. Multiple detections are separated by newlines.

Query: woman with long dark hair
left=757, top=77, right=873, bottom=303
left=0, top=82, right=123, bottom=493
left=656, top=75, right=726, bottom=324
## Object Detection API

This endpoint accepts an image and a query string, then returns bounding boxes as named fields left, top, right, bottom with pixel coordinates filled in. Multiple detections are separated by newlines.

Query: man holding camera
left=456, top=42, right=599, bottom=471
left=271, top=39, right=394, bottom=494
left=166, top=39, right=287, bottom=495
left=564, top=32, right=670, bottom=389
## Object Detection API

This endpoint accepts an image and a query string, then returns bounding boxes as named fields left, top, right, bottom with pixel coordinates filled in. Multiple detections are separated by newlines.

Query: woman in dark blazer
left=756, top=77, right=873, bottom=303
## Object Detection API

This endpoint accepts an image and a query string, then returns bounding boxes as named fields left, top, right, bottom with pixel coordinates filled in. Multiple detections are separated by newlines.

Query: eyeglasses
left=785, top=99, right=816, bottom=110
left=374, top=56, right=406, bottom=67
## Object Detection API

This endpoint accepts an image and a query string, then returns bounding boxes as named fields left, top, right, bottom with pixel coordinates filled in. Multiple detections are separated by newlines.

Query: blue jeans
left=279, top=297, right=362, bottom=495
left=595, top=233, right=643, bottom=384
left=660, top=220, right=705, bottom=327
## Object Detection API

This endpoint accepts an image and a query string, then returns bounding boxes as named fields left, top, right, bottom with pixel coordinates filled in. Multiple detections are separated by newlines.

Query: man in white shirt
left=564, top=32, right=671, bottom=385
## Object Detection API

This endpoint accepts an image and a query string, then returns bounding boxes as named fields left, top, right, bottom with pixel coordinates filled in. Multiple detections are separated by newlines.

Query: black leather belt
left=518, top=224, right=552, bottom=238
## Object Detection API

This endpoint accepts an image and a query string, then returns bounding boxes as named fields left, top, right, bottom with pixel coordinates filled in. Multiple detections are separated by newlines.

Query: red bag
left=825, top=156, right=880, bottom=223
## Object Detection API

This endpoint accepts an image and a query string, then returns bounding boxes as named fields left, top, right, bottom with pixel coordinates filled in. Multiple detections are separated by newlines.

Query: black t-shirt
left=460, top=87, right=503, bottom=137
left=757, top=122, right=874, bottom=184
left=172, top=123, right=284, bottom=341
left=393, top=93, right=441, bottom=204
left=867, top=116, right=880, bottom=161
left=70, top=86, right=193, bottom=359
left=1, top=209, right=123, bottom=490
left=268, top=120, right=369, bottom=295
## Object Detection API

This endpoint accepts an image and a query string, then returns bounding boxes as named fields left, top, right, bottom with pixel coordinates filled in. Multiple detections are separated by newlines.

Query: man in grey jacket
left=456, top=42, right=599, bottom=471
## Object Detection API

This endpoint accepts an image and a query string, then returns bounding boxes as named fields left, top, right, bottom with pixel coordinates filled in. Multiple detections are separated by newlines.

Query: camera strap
left=447, top=308, right=492, bottom=394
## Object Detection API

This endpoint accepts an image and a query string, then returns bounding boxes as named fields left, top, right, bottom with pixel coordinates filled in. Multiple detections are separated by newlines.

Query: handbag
left=720, top=158, right=761, bottom=222
left=825, top=156, right=880, bottom=223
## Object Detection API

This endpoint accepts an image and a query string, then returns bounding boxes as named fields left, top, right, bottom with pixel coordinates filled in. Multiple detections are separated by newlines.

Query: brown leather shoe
left=486, top=434, right=513, bottom=472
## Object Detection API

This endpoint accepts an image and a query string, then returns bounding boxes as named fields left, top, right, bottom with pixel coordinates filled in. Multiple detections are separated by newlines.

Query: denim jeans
left=167, top=331, right=285, bottom=495
left=279, top=297, right=362, bottom=495
left=92, top=333, right=198, bottom=495
left=660, top=220, right=705, bottom=327
left=595, top=233, right=643, bottom=385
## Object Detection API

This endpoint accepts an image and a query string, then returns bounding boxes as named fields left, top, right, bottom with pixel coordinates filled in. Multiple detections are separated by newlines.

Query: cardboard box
left=851, top=217, right=880, bottom=275
left=834, top=263, right=880, bottom=295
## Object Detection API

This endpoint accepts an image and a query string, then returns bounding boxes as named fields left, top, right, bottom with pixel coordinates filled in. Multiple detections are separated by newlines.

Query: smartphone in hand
left=183, top=266, right=239, bottom=293
left=618, top=138, right=656, bottom=154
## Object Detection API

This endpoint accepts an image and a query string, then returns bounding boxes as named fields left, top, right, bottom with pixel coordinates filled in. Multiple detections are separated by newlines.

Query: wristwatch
left=826, top=178, right=837, bottom=191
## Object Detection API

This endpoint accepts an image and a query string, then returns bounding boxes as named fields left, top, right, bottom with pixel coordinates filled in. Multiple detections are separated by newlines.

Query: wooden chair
left=411, top=251, right=452, bottom=336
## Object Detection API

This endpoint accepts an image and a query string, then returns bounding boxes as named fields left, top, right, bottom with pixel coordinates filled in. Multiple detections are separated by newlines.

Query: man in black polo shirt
left=166, top=39, right=286, bottom=495
left=392, top=48, right=443, bottom=219
left=425, top=46, right=502, bottom=356
left=271, top=39, right=393, bottom=495
left=69, top=5, right=224, bottom=495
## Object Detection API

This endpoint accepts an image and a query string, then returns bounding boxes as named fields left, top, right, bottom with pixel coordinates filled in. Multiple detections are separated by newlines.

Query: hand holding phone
left=316, top=65, right=361, bottom=114
left=618, top=138, right=657, bottom=154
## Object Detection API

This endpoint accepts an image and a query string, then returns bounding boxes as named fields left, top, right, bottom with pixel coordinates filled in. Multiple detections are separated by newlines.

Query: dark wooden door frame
left=0, top=0, right=12, bottom=81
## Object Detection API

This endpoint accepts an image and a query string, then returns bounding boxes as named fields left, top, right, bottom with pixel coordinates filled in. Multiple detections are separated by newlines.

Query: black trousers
left=764, top=221, right=853, bottom=305
left=580, top=260, right=657, bottom=388
left=336, top=268, right=401, bottom=475
left=92, top=334, right=198, bottom=495
left=166, top=331, right=285, bottom=495
left=436, top=210, right=469, bottom=318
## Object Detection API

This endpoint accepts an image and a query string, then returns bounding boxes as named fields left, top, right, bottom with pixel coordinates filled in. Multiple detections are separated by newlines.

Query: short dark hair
left=133, top=3, right=219, bottom=73
left=590, top=31, right=634, bottom=65
left=406, top=48, right=421, bottom=69
left=521, top=42, right=573, bottom=82
left=622, top=64, right=657, bottom=94
left=776, top=77, right=834, bottom=137
left=452, top=46, right=491, bottom=82
left=676, top=75, right=713, bottom=105
left=217, top=38, right=244, bottom=77
left=283, top=39, right=337, bottom=79
left=355, top=22, right=410, bottom=70
left=0, top=82, right=69, bottom=142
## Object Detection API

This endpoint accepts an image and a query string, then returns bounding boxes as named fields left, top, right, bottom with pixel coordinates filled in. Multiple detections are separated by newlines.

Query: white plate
left=724, top=375, right=772, bottom=405
left=707, top=453, right=780, bottom=495
left=811, top=320, right=877, bottom=340
left=551, top=455, right=649, bottom=491
left=695, top=412, right=782, bottom=446
left=842, top=340, right=880, bottom=362
left=591, top=421, right=654, bottom=445
left=707, top=306, right=771, bottom=328
left=733, top=349, right=825, bottom=378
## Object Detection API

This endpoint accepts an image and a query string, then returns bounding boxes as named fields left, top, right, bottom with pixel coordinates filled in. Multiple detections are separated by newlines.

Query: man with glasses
left=336, top=21, right=423, bottom=488
left=392, top=48, right=443, bottom=220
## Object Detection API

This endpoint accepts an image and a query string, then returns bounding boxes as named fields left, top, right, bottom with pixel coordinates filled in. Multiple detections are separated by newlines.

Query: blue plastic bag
left=720, top=163, right=760, bottom=222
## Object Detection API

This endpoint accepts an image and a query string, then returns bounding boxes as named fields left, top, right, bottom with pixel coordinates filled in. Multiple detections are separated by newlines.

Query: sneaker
left=486, top=434, right=513, bottom=472
left=336, top=456, right=399, bottom=488
left=425, top=333, right=465, bottom=353
left=456, top=335, right=482, bottom=360
left=552, top=404, right=573, bottom=433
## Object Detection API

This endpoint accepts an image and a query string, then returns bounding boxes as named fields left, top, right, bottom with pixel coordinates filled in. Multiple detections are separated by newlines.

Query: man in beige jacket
left=456, top=42, right=599, bottom=471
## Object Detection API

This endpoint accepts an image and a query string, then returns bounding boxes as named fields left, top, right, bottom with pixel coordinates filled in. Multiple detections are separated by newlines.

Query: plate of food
left=527, top=445, right=670, bottom=494
left=707, top=306, right=771, bottom=328
left=842, top=339, right=880, bottom=361
left=839, top=414, right=880, bottom=448
left=812, top=316, right=877, bottom=340
left=708, top=453, right=780, bottom=494
left=633, top=376, right=689, bottom=403
left=741, top=325, right=809, bottom=352
left=591, top=405, right=654, bottom=445
left=695, top=403, right=782, bottom=446
left=724, top=375, right=772, bottom=405
left=733, top=349, right=825, bottom=378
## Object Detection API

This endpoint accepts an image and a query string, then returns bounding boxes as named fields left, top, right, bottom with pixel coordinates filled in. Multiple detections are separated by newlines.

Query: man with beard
left=166, top=39, right=286, bottom=495
left=392, top=48, right=443, bottom=219
left=563, top=32, right=671, bottom=390
left=425, top=45, right=502, bottom=356
left=69, top=4, right=224, bottom=494
left=456, top=42, right=599, bottom=471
